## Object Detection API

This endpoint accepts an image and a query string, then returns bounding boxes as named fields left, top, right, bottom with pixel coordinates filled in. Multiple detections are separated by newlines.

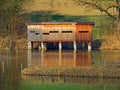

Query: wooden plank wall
left=76, top=25, right=92, bottom=41
left=27, top=24, right=92, bottom=42
left=39, top=24, right=76, bottom=42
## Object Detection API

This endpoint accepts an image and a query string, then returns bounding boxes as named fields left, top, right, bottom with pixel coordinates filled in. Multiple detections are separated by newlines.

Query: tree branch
left=73, top=0, right=117, bottom=20
left=115, top=0, right=120, bottom=20
left=50, top=0, right=55, bottom=8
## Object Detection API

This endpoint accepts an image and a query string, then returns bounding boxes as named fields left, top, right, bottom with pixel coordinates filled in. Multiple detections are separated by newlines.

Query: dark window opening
left=30, top=31, right=35, bottom=33
left=62, top=31, right=72, bottom=33
left=49, top=31, right=59, bottom=33
left=35, top=33, right=39, bottom=35
left=43, top=33, right=49, bottom=35
left=79, top=31, right=89, bottom=33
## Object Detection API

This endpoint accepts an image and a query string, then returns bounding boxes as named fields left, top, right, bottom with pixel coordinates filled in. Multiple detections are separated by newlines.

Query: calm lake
left=0, top=50, right=120, bottom=90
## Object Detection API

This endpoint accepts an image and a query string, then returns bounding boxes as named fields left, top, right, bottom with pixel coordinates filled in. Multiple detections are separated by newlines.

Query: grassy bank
left=24, top=0, right=115, bottom=16
left=24, top=0, right=101, bottom=16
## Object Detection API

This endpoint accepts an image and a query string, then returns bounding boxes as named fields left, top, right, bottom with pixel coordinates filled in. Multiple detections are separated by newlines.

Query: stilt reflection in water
left=27, top=51, right=92, bottom=67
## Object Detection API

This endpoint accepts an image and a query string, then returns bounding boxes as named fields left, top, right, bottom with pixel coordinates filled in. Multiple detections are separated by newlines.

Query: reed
left=21, top=65, right=120, bottom=79
left=100, top=32, right=120, bottom=50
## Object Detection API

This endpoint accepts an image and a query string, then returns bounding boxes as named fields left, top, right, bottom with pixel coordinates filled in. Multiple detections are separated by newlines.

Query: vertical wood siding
left=27, top=22, right=93, bottom=42
left=76, top=24, right=92, bottom=41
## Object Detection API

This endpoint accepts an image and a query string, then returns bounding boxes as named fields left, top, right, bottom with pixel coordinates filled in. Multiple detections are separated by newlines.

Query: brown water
left=0, top=50, right=120, bottom=90
left=28, top=51, right=91, bottom=67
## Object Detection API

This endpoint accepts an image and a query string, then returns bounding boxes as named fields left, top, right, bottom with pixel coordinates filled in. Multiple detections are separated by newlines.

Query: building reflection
left=28, top=51, right=92, bottom=67
left=76, top=51, right=91, bottom=66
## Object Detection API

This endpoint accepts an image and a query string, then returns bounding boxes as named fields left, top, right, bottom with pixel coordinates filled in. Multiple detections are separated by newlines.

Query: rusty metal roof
left=25, top=22, right=95, bottom=25
left=76, top=22, right=95, bottom=25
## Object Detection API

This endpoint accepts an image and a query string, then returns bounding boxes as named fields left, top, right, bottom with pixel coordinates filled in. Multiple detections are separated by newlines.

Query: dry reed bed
left=21, top=65, right=120, bottom=79
left=0, top=36, right=27, bottom=50
left=100, top=33, right=120, bottom=50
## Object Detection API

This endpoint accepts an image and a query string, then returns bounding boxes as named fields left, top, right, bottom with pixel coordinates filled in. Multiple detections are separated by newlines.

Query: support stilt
left=39, top=42, right=41, bottom=50
left=28, top=41, right=32, bottom=50
left=88, top=42, right=91, bottom=51
left=41, top=42, right=44, bottom=50
left=73, top=41, right=77, bottom=51
left=59, top=42, right=62, bottom=50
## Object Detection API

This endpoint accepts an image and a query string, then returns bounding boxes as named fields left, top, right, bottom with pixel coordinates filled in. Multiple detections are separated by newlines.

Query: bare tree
left=73, top=0, right=120, bottom=29
left=4, top=0, right=33, bottom=49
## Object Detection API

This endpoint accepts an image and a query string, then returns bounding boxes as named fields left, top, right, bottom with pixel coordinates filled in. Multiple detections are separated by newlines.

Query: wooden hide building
left=26, top=22, right=95, bottom=51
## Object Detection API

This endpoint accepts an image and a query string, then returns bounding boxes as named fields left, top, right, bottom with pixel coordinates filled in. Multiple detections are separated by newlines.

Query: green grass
left=19, top=80, right=119, bottom=90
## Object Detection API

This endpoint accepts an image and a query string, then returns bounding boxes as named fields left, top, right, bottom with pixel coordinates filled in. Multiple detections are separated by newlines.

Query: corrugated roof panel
left=25, top=22, right=95, bottom=25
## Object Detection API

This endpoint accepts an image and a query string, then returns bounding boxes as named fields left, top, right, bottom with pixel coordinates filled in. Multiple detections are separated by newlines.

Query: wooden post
left=39, top=42, right=41, bottom=50
left=88, top=41, right=91, bottom=51
left=59, top=42, right=62, bottom=50
left=28, top=41, right=32, bottom=50
left=82, top=42, right=85, bottom=50
left=73, top=41, right=77, bottom=51
left=41, top=42, right=44, bottom=50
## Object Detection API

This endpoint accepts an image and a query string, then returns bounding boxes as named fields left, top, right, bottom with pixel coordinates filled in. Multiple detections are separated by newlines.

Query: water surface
left=0, top=50, right=119, bottom=90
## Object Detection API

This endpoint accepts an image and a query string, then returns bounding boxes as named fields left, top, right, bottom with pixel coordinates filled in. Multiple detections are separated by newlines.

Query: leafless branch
left=50, top=0, right=55, bottom=8
left=73, top=0, right=119, bottom=20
